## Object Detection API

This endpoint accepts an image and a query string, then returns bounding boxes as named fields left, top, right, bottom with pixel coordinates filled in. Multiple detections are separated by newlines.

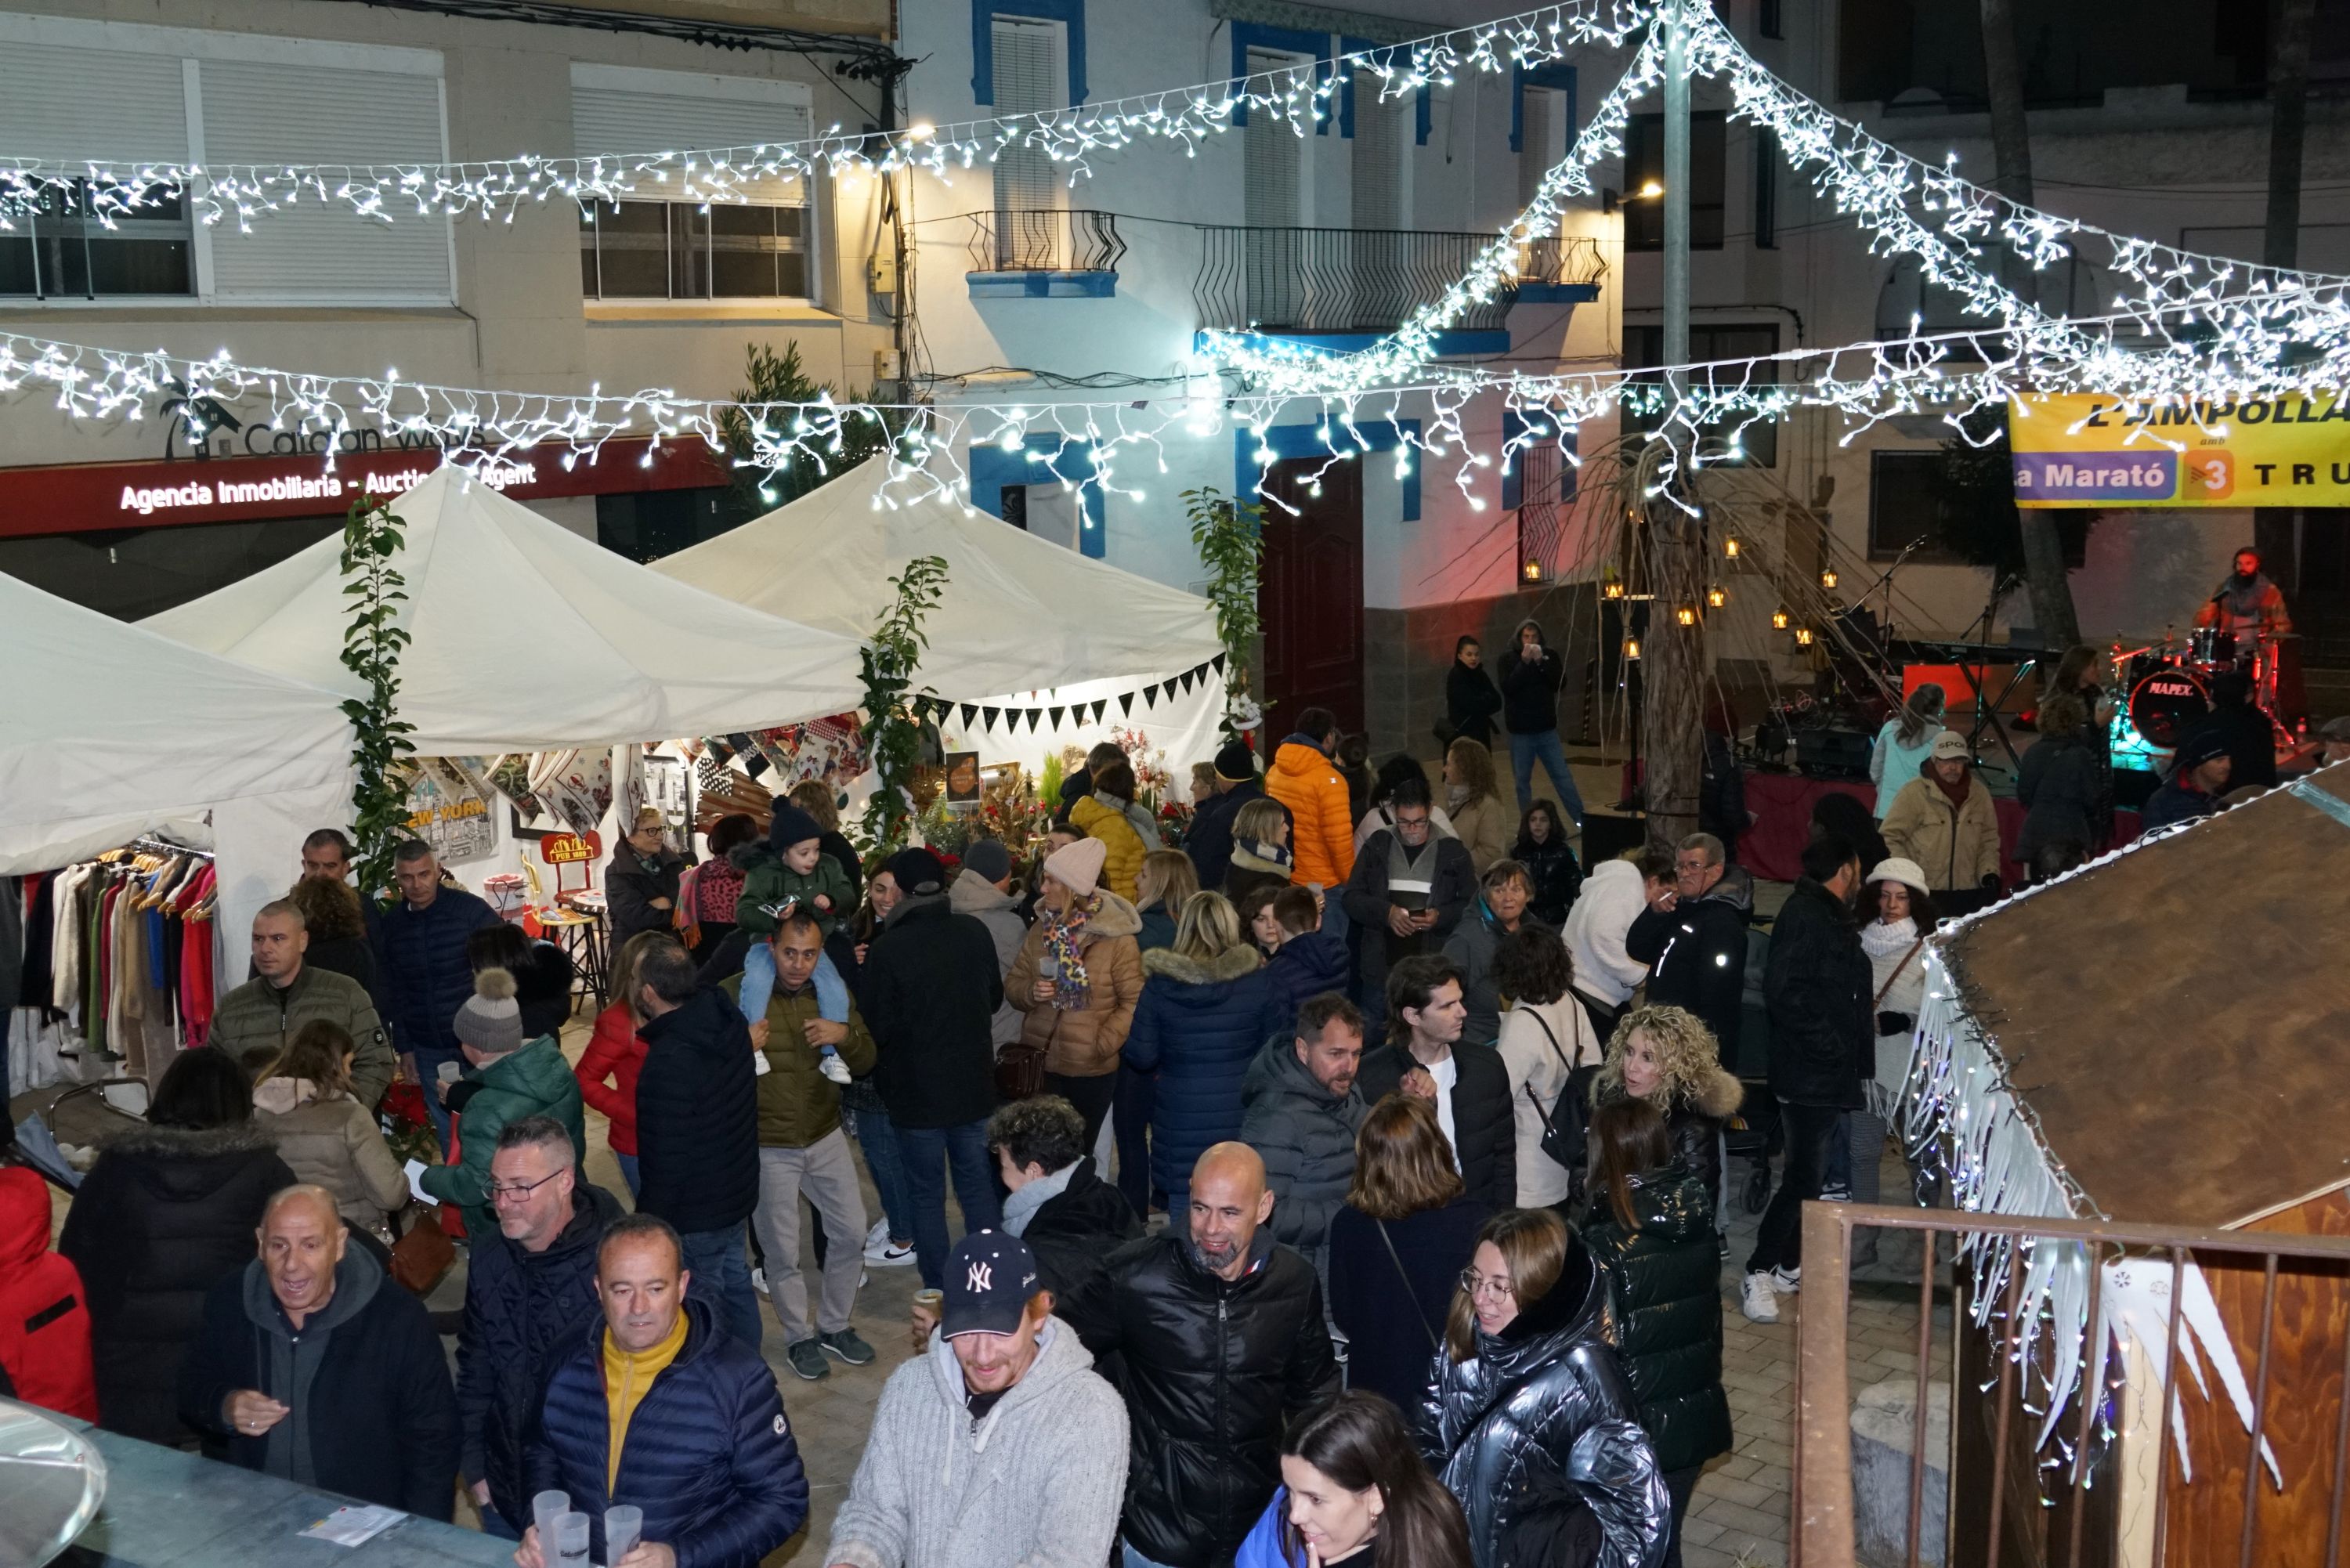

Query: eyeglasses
left=1459, top=1268, right=1516, bottom=1300
left=485, top=1170, right=563, bottom=1204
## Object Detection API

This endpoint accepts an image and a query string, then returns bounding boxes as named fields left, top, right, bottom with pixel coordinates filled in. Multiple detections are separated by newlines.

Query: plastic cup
left=437, top=1060, right=463, bottom=1085
left=533, top=1490, right=569, bottom=1546
left=604, top=1507, right=642, bottom=1567
left=555, top=1512, right=591, bottom=1568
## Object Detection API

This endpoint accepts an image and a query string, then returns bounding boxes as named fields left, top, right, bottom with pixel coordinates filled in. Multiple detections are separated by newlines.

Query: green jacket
left=724, top=972, right=876, bottom=1149
left=419, top=1035, right=587, bottom=1235
left=736, top=847, right=855, bottom=940
left=210, top=965, right=396, bottom=1110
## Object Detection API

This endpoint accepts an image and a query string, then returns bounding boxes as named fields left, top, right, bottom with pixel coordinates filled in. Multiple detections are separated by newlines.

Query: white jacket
left=1561, top=859, right=1652, bottom=1007
left=826, top=1317, right=1130, bottom=1568
left=1496, top=996, right=1603, bottom=1208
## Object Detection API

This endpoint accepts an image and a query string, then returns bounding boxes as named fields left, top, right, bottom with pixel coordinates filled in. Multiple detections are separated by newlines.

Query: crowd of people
left=9, top=677, right=2084, bottom=1568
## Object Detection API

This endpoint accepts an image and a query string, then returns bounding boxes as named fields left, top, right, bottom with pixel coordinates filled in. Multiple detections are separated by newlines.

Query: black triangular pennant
left=1027, top=710, right=1043, bottom=732
left=960, top=703, right=978, bottom=728
left=1178, top=670, right=1195, bottom=694
left=1049, top=706, right=1066, bottom=728
left=1144, top=684, right=1161, bottom=707
left=1212, top=652, right=1227, bottom=674
left=982, top=706, right=1000, bottom=729
left=1119, top=693, right=1134, bottom=717
left=1090, top=700, right=1107, bottom=723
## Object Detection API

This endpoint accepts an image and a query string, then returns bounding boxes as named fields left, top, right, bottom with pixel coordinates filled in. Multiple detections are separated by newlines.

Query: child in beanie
left=736, top=801, right=857, bottom=1083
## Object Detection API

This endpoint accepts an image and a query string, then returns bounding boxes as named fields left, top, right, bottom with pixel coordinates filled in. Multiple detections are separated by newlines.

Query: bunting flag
left=982, top=706, right=1000, bottom=729
left=1178, top=670, right=1195, bottom=695
left=1049, top=706, right=1066, bottom=728
left=1090, top=700, right=1108, bottom=723
left=1119, top=693, right=1134, bottom=717
left=1212, top=652, right=1227, bottom=674
left=1144, top=684, right=1161, bottom=708
left=960, top=703, right=978, bottom=728
left=1026, top=710, right=1042, bottom=733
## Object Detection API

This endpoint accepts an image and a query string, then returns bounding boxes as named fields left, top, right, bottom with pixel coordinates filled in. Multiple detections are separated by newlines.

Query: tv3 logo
left=2185, top=452, right=2233, bottom=499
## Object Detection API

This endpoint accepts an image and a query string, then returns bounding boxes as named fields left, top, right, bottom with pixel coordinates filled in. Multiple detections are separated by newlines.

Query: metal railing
left=1194, top=226, right=1605, bottom=334
left=1793, top=1201, right=2350, bottom=1568
left=964, top=208, right=1126, bottom=273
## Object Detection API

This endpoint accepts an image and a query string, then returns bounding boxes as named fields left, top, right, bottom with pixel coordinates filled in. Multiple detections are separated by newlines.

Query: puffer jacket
left=524, top=1298, right=809, bottom=1568
left=1069, top=793, right=1150, bottom=904
left=458, top=1182, right=624, bottom=1529
left=1579, top=1162, right=1732, bottom=1476
left=1185, top=775, right=1264, bottom=891
left=209, top=965, right=396, bottom=1110
left=1060, top=1230, right=1340, bottom=1568
left=420, top=1035, right=588, bottom=1237
left=1516, top=833, right=1585, bottom=927
left=635, top=986, right=762, bottom=1234
left=1264, top=928, right=1350, bottom=1035
left=1265, top=739, right=1356, bottom=889
left=251, top=1077, right=407, bottom=1230
left=374, top=884, right=504, bottom=1060
left=949, top=867, right=1030, bottom=1046
left=1015, top=1156, right=1144, bottom=1301
left=1357, top=1042, right=1517, bottom=1210
left=1444, top=905, right=1558, bottom=1046
left=1624, top=865, right=1754, bottom=1062
left=1764, top=878, right=1874, bottom=1110
left=2016, top=731, right=2102, bottom=862
left=574, top=1003, right=646, bottom=1157
left=57, top=1121, right=298, bottom=1444
left=1123, top=946, right=1282, bottom=1197
left=1450, top=790, right=1511, bottom=875
left=1237, top=1036, right=1366, bottom=1282
left=1418, top=1249, right=1669, bottom=1568
left=1881, top=770, right=2002, bottom=893
left=1006, top=891, right=1145, bottom=1077
left=606, top=839, right=687, bottom=945
left=731, top=972, right=877, bottom=1149
left=1563, top=859, right=1651, bottom=1010
left=1592, top=1062, right=1743, bottom=1219
left=1343, top=827, right=1477, bottom=1008
left=0, top=1165, right=97, bottom=1422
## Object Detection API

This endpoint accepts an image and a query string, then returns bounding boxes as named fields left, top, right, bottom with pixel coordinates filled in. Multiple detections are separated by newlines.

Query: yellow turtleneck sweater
left=601, top=1310, right=688, bottom=1494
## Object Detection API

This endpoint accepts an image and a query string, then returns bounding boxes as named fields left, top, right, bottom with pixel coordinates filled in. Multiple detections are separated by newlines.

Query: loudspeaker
left=1795, top=727, right=1875, bottom=780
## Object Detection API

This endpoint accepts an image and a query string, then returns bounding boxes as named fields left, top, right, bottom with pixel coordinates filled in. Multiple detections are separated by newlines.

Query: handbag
left=1521, top=1008, right=1600, bottom=1176
left=1375, top=1219, right=1444, bottom=1352
left=994, top=1041, right=1048, bottom=1102
left=389, top=1208, right=456, bottom=1295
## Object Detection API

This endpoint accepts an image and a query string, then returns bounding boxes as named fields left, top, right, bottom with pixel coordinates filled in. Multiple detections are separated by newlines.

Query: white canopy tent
left=0, top=571, right=356, bottom=995
left=145, top=467, right=867, bottom=756
left=653, top=456, right=1224, bottom=702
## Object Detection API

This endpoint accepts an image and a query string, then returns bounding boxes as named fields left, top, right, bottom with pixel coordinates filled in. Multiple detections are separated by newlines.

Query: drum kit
left=2117, top=627, right=2284, bottom=750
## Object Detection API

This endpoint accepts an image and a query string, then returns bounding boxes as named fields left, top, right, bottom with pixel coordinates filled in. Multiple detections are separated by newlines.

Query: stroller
left=1721, top=923, right=1783, bottom=1214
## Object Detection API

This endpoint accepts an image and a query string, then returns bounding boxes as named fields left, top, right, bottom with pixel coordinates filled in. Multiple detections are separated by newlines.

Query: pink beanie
left=1044, top=835, right=1108, bottom=898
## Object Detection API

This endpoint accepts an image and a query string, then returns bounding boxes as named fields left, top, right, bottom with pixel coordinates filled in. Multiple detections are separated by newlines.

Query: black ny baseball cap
left=942, top=1230, right=1039, bottom=1338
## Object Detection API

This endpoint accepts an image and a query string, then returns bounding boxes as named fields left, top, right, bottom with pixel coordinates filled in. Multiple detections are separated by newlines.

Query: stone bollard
left=1850, top=1375, right=1949, bottom=1567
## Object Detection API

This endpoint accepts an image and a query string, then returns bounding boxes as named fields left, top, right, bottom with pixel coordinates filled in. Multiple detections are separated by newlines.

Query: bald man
left=180, top=1183, right=459, bottom=1519
left=1059, top=1143, right=1339, bottom=1568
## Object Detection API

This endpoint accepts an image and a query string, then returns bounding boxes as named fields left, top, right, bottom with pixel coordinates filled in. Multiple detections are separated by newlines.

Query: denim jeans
left=851, top=1101, right=916, bottom=1244
left=678, top=1223, right=763, bottom=1351
left=613, top=1152, right=640, bottom=1198
left=1113, top=1064, right=1157, bottom=1216
left=894, top=1118, right=1003, bottom=1290
left=1123, top=1544, right=1179, bottom=1568
left=414, top=1045, right=461, bottom=1152
left=1509, top=728, right=1586, bottom=825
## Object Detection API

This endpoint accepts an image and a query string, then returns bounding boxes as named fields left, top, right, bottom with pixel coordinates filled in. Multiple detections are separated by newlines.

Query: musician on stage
left=2195, top=548, right=2293, bottom=639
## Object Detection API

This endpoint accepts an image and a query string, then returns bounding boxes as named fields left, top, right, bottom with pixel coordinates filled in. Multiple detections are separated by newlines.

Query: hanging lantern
left=1675, top=605, right=1697, bottom=627
left=1523, top=558, right=1545, bottom=583
left=1820, top=567, right=1839, bottom=590
left=1723, top=536, right=1741, bottom=560
left=1706, top=586, right=1728, bottom=609
left=1622, top=636, right=1642, bottom=660
left=1771, top=607, right=1790, bottom=630
left=1794, top=626, right=1815, bottom=647
left=1603, top=580, right=1625, bottom=600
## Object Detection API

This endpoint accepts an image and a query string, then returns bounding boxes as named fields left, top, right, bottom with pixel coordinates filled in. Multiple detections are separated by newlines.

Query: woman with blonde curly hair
left=1590, top=1004, right=1743, bottom=1218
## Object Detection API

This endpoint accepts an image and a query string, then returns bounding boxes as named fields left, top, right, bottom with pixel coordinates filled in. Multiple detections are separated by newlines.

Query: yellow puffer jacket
left=1068, top=793, right=1148, bottom=903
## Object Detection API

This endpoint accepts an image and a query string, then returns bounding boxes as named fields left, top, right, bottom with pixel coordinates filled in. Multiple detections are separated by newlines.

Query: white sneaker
left=750, top=1266, right=769, bottom=1297
left=818, top=1053, right=854, bottom=1086
left=1741, top=1272, right=1781, bottom=1323
left=864, top=1219, right=891, bottom=1250
left=1770, top=1264, right=1802, bottom=1294
left=865, top=1238, right=917, bottom=1267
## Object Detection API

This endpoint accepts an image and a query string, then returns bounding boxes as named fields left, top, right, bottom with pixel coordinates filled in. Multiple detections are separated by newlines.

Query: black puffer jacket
left=1357, top=1042, right=1516, bottom=1210
left=635, top=988, right=761, bottom=1234
left=1625, top=866, right=1754, bottom=1064
left=1496, top=621, right=1567, bottom=735
left=457, top=1182, right=625, bottom=1527
left=1763, top=878, right=1873, bottom=1109
left=1580, top=1162, right=1732, bottom=1475
left=1060, top=1230, right=1340, bottom=1568
left=1592, top=1062, right=1744, bottom=1221
left=57, top=1122, right=298, bottom=1444
left=606, top=839, right=686, bottom=945
left=859, top=894, right=1005, bottom=1131
left=1018, top=1155, right=1143, bottom=1302
left=1237, top=1036, right=1367, bottom=1281
left=1513, top=833, right=1584, bottom=928
left=1418, top=1247, right=1669, bottom=1568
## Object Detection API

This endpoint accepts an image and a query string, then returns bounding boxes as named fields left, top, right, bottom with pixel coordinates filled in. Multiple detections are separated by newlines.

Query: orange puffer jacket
left=1266, top=740, right=1357, bottom=889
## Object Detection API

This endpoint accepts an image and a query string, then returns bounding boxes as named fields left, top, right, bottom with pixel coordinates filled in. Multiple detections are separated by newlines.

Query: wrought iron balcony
left=966, top=208, right=1127, bottom=275
left=1194, top=227, right=1605, bottom=338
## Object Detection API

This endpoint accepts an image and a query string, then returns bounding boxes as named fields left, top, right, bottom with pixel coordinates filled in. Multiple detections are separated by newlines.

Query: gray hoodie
left=826, top=1316, right=1130, bottom=1568
left=240, top=1242, right=385, bottom=1487
left=949, top=867, right=1029, bottom=1047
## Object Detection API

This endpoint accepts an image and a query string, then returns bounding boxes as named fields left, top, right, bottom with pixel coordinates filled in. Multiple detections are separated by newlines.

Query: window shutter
left=1518, top=86, right=1556, bottom=210
left=0, top=43, right=186, bottom=163
left=1351, top=71, right=1401, bottom=232
left=989, top=19, right=1059, bottom=219
left=572, top=81, right=813, bottom=207
left=1243, top=50, right=1300, bottom=229
left=199, top=60, right=451, bottom=302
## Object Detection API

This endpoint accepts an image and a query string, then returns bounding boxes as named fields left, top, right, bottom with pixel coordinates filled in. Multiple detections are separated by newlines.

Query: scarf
left=1002, top=1159, right=1082, bottom=1237
left=1042, top=893, right=1098, bottom=1009
left=1860, top=915, right=1918, bottom=960
left=1446, top=782, right=1472, bottom=813
left=1932, top=767, right=1972, bottom=807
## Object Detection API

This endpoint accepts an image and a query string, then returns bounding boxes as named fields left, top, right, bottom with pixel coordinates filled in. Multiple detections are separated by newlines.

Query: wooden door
left=1256, top=457, right=1365, bottom=748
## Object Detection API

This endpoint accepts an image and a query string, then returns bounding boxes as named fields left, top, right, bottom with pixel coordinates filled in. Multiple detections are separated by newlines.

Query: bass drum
left=2128, top=665, right=2211, bottom=749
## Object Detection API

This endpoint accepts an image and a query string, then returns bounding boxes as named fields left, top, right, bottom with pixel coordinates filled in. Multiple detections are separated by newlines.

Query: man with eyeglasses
left=1341, top=772, right=1475, bottom=1035
left=1624, top=831, right=1753, bottom=1064
left=456, top=1116, right=622, bottom=1540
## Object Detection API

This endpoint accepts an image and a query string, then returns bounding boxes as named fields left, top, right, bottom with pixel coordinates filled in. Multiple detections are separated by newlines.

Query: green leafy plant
left=338, top=491, right=416, bottom=898
left=1182, top=486, right=1271, bottom=738
left=1038, top=753, right=1064, bottom=811
left=716, top=341, right=909, bottom=523
left=855, top=555, right=950, bottom=854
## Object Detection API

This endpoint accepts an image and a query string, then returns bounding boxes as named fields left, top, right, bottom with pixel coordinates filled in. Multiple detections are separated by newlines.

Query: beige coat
left=1006, top=892, right=1145, bottom=1077
left=1449, top=791, right=1512, bottom=875
left=253, top=1077, right=407, bottom=1229
left=1881, top=773, right=2002, bottom=892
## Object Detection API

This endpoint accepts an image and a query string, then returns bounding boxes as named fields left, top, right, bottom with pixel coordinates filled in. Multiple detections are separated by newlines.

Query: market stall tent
left=0, top=569, right=355, bottom=978
left=143, top=466, right=866, bottom=756
left=652, top=455, right=1224, bottom=702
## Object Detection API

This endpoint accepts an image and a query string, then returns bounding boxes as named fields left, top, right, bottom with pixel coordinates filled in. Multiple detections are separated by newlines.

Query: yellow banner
left=2006, top=392, right=2350, bottom=508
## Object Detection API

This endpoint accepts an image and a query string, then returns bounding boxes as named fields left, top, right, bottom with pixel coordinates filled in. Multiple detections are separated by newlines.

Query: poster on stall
left=2008, top=392, right=2350, bottom=508
left=403, top=758, right=497, bottom=865
left=528, top=749, right=614, bottom=838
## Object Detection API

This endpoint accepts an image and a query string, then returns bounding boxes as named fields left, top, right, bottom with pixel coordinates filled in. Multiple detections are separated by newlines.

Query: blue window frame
left=1231, top=22, right=1334, bottom=132
left=970, top=435, right=1106, bottom=556
left=1235, top=419, right=1421, bottom=521
left=1510, top=62, right=1577, bottom=154
left=1501, top=409, right=1577, bottom=511
left=1337, top=40, right=1431, bottom=146
left=971, top=0, right=1087, bottom=107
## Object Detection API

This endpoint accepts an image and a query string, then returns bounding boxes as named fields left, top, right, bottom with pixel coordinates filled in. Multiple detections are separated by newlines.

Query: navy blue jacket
left=635, top=988, right=761, bottom=1236
left=1264, top=930, right=1350, bottom=1037
left=374, top=885, right=502, bottom=1058
left=457, top=1183, right=624, bottom=1526
left=1123, top=946, right=1282, bottom=1196
left=1184, top=776, right=1264, bottom=893
left=524, top=1298, right=807, bottom=1568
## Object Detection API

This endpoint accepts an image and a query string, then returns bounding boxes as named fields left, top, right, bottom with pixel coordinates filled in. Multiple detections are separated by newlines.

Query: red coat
left=574, top=1003, right=647, bottom=1156
left=0, top=1165, right=98, bottom=1422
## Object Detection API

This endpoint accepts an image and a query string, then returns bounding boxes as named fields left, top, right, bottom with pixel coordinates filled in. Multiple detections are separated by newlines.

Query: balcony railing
left=1195, top=226, right=1605, bottom=335
left=966, top=208, right=1126, bottom=273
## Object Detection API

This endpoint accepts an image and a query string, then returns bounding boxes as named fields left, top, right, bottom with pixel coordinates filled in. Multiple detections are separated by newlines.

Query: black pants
left=1661, top=1464, right=1702, bottom=1568
left=1044, top=1070, right=1117, bottom=1149
left=1574, top=988, right=1627, bottom=1049
left=1114, top=1063, right=1157, bottom=1214
left=1746, top=1100, right=1843, bottom=1277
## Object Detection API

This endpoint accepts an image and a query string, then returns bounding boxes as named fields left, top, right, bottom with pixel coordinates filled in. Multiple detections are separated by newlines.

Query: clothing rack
left=118, top=835, right=214, bottom=861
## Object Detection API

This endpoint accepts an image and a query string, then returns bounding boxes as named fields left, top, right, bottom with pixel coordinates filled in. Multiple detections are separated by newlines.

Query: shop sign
left=2009, top=392, right=2350, bottom=508
left=539, top=832, right=602, bottom=865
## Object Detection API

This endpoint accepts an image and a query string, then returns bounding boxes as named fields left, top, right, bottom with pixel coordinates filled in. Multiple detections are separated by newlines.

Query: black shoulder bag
left=1522, top=1007, right=1600, bottom=1175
